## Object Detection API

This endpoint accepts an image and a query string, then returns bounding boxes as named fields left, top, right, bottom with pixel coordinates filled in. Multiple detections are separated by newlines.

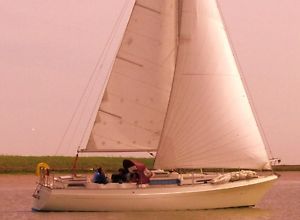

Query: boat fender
left=36, top=162, right=50, bottom=176
left=238, top=171, right=248, bottom=180
left=230, top=172, right=240, bottom=181
left=210, top=173, right=231, bottom=184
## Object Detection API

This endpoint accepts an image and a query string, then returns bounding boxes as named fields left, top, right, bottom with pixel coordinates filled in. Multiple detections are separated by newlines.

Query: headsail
left=81, top=0, right=178, bottom=152
left=154, top=0, right=271, bottom=170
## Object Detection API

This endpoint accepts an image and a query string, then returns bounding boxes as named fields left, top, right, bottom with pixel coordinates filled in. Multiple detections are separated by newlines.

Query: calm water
left=0, top=172, right=299, bottom=220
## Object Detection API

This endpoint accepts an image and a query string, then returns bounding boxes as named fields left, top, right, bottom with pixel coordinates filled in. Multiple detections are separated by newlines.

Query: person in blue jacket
left=93, top=167, right=108, bottom=184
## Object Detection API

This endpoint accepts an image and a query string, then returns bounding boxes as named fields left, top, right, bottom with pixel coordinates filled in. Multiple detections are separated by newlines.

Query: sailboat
left=32, top=0, right=278, bottom=211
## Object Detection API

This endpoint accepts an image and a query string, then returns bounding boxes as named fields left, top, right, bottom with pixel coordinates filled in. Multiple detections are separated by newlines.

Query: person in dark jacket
left=92, top=167, right=108, bottom=184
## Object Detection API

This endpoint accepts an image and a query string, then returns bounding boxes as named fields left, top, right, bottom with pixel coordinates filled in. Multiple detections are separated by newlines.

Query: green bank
left=0, top=156, right=299, bottom=174
left=0, top=155, right=154, bottom=174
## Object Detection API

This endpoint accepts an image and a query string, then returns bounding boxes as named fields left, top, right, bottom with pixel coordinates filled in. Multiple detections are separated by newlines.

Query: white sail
left=154, top=0, right=271, bottom=170
left=82, top=0, right=178, bottom=152
left=57, top=1, right=136, bottom=154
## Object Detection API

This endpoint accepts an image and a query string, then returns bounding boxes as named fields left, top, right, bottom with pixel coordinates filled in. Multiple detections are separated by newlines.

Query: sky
left=0, top=0, right=132, bottom=155
left=0, top=0, right=299, bottom=164
left=219, top=0, right=300, bottom=165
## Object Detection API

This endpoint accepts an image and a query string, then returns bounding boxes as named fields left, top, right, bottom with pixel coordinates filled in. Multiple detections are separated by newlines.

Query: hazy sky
left=0, top=0, right=299, bottom=164
left=219, top=0, right=300, bottom=165
left=0, top=0, right=131, bottom=155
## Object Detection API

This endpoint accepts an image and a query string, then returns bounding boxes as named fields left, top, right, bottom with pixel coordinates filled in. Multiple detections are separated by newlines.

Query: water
left=0, top=172, right=299, bottom=220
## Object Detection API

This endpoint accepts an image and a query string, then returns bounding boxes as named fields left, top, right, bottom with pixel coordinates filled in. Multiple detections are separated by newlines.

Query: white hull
left=32, top=175, right=277, bottom=211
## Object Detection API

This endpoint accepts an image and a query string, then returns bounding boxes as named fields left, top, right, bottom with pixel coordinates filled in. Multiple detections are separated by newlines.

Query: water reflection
left=26, top=208, right=271, bottom=220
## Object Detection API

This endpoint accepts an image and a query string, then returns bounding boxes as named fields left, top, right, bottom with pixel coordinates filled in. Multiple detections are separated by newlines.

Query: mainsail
left=81, top=0, right=178, bottom=152
left=154, top=0, right=271, bottom=170
left=57, top=1, right=136, bottom=154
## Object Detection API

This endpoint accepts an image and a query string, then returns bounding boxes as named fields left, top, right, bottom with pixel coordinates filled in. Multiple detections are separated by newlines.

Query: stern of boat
left=32, top=167, right=89, bottom=211
left=32, top=184, right=52, bottom=211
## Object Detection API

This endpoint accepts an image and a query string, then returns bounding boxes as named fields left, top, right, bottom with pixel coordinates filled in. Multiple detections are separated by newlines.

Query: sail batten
left=135, top=2, right=161, bottom=14
left=154, top=0, right=270, bottom=170
left=116, top=56, right=143, bottom=67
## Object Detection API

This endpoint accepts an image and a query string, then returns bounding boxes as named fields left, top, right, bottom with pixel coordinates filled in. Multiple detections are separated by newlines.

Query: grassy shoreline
left=0, top=155, right=154, bottom=174
left=0, top=156, right=299, bottom=174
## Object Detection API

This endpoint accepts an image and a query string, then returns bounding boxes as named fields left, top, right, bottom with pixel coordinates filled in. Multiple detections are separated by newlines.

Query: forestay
left=82, top=0, right=178, bottom=152
left=154, top=0, right=271, bottom=170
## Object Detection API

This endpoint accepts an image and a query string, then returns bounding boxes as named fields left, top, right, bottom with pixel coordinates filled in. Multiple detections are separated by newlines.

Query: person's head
left=97, top=167, right=103, bottom=173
